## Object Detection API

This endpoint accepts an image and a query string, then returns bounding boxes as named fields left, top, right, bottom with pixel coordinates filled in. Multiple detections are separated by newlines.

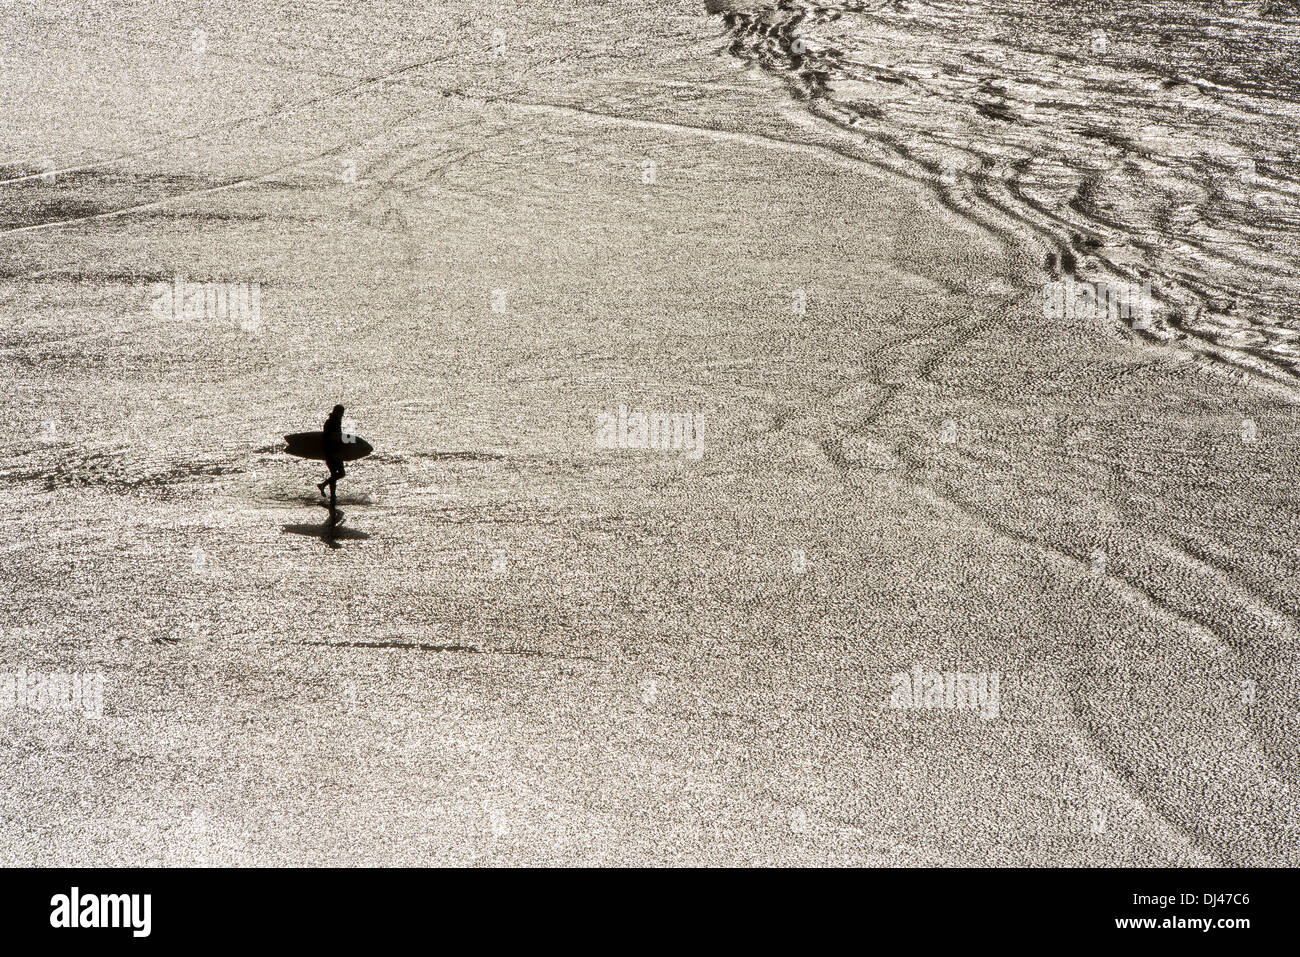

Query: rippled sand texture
left=1, top=0, right=1297, bottom=864
left=722, top=0, right=1300, bottom=388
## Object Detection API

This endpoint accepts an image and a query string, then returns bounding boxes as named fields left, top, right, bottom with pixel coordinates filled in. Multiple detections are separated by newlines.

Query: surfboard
left=283, top=431, right=374, bottom=462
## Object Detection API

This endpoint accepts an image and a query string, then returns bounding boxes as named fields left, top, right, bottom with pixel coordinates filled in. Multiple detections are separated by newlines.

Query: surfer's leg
left=321, top=458, right=343, bottom=498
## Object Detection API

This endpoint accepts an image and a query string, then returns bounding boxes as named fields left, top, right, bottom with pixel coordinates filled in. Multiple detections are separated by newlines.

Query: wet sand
left=1, top=1, right=1297, bottom=865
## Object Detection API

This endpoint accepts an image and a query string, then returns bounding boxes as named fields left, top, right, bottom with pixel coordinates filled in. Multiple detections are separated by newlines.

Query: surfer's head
left=332, top=404, right=345, bottom=417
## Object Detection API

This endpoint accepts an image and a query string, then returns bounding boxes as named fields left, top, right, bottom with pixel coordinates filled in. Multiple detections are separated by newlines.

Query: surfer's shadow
left=281, top=520, right=371, bottom=548
left=261, top=492, right=374, bottom=507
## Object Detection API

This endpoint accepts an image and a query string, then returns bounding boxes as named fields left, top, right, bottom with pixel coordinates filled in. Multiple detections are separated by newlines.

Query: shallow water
left=2, top=0, right=1298, bottom=866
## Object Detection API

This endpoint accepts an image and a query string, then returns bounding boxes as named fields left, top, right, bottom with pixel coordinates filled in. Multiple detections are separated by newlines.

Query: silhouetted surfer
left=318, top=404, right=346, bottom=501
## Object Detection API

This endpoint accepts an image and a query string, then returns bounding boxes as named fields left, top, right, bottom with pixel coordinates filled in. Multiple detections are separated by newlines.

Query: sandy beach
left=1, top=0, right=1297, bottom=865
